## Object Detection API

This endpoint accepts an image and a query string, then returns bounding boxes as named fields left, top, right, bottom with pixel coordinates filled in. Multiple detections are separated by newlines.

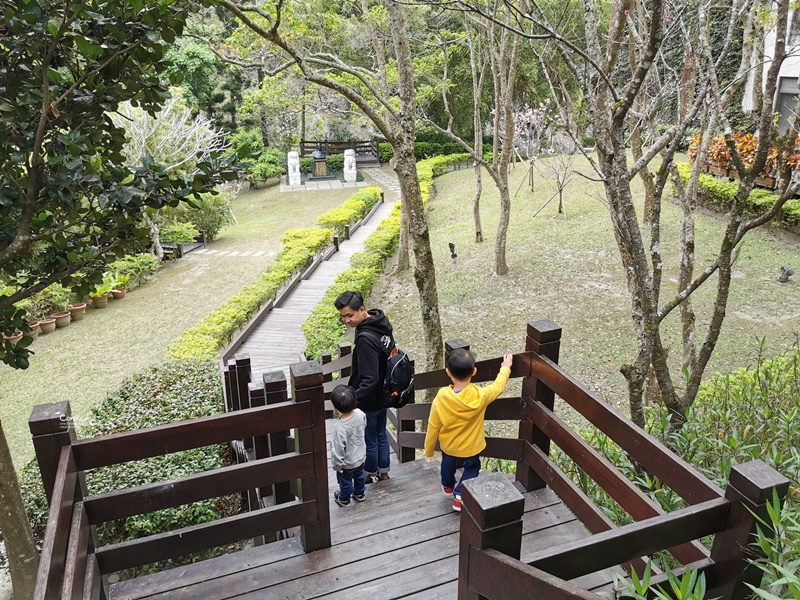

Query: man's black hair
left=446, top=348, right=476, bottom=380
left=331, top=384, right=357, bottom=413
left=334, top=290, right=364, bottom=311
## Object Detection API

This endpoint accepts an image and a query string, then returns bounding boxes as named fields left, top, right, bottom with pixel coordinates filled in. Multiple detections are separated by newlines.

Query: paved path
left=235, top=166, right=402, bottom=384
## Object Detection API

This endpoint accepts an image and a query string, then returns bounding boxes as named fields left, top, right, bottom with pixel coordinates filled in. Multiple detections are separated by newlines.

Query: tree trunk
left=0, top=423, right=38, bottom=600
left=472, top=163, right=484, bottom=242
left=393, top=148, right=444, bottom=372
left=397, top=201, right=410, bottom=271
left=494, top=184, right=511, bottom=275
left=146, top=213, right=164, bottom=261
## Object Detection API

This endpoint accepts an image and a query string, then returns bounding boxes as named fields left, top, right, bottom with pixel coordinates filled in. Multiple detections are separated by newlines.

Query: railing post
left=338, top=341, right=353, bottom=380
left=29, top=401, right=78, bottom=505
left=706, top=460, right=790, bottom=600
left=263, top=370, right=293, bottom=505
left=290, top=360, right=331, bottom=552
left=222, top=360, right=233, bottom=412
left=344, top=224, right=351, bottom=240
left=516, top=319, right=562, bottom=492
left=445, top=338, right=470, bottom=360
left=458, top=472, right=525, bottom=600
left=396, top=354, right=416, bottom=463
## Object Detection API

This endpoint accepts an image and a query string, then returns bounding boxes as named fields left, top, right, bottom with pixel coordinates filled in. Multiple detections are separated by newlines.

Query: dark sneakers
left=334, top=491, right=350, bottom=507
left=365, top=472, right=390, bottom=484
left=378, top=472, right=390, bottom=481
left=353, top=492, right=366, bottom=502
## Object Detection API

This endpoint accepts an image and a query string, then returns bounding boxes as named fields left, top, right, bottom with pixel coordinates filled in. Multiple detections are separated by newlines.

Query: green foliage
left=316, top=188, right=382, bottom=235
left=168, top=228, right=332, bottom=360
left=160, top=222, right=201, bottom=245
left=378, top=141, right=472, bottom=163
left=0, top=0, right=239, bottom=369
left=106, top=254, right=159, bottom=290
left=226, top=128, right=265, bottom=159
left=302, top=154, right=460, bottom=360
left=747, top=489, right=800, bottom=599
left=675, top=162, right=800, bottom=228
left=327, top=153, right=345, bottom=172
left=164, top=40, right=221, bottom=113
left=20, top=360, right=226, bottom=547
left=15, top=283, right=74, bottom=321
left=247, top=147, right=287, bottom=185
left=612, top=561, right=716, bottom=600
left=158, top=192, right=233, bottom=242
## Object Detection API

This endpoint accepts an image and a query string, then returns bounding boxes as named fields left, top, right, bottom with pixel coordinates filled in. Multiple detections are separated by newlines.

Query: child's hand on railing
left=502, top=354, right=513, bottom=369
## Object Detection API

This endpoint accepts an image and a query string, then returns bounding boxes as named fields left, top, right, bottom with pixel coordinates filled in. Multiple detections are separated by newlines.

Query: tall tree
left=0, top=1, right=234, bottom=594
left=215, top=0, right=445, bottom=372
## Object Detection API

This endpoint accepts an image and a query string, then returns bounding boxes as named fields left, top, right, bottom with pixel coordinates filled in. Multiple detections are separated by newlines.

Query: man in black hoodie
left=335, top=290, right=394, bottom=483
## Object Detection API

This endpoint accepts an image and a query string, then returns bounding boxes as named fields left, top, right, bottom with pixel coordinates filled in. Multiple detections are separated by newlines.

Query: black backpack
left=357, top=331, right=415, bottom=409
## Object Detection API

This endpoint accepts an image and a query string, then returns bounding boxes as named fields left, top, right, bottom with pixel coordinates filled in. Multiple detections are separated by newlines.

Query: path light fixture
left=778, top=265, right=794, bottom=283
left=448, top=242, right=457, bottom=262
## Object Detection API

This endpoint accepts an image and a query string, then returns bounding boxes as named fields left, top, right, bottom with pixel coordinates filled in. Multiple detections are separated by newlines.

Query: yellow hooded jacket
left=424, top=366, right=511, bottom=458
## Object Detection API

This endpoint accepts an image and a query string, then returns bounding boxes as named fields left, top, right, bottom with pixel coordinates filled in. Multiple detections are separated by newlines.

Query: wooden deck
left=109, top=454, right=615, bottom=599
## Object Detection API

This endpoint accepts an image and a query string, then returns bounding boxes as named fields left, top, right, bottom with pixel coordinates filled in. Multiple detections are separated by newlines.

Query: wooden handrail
left=71, top=400, right=311, bottom=470
left=531, top=354, right=723, bottom=504
left=468, top=547, right=600, bottom=600
left=95, top=499, right=317, bottom=573
left=523, top=498, right=729, bottom=581
left=84, top=452, right=314, bottom=524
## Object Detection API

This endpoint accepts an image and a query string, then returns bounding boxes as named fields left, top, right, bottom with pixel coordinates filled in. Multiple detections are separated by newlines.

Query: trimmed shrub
left=247, top=147, right=287, bottom=185
left=160, top=222, right=200, bottom=245
left=168, top=227, right=332, bottom=361
left=106, top=254, right=158, bottom=290
left=316, top=187, right=382, bottom=235
left=158, top=192, right=233, bottom=242
left=21, top=360, right=226, bottom=547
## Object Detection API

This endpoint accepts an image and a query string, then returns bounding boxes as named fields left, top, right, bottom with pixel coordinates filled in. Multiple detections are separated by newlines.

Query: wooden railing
left=299, top=140, right=379, bottom=159
left=31, top=318, right=791, bottom=599
left=29, top=361, right=330, bottom=600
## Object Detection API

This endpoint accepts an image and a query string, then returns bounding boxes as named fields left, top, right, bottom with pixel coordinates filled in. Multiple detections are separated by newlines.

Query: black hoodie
left=351, top=309, right=394, bottom=411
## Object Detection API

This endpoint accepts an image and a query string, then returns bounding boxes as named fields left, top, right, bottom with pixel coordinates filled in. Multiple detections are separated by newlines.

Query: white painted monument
left=287, top=151, right=301, bottom=186
left=343, top=149, right=357, bottom=183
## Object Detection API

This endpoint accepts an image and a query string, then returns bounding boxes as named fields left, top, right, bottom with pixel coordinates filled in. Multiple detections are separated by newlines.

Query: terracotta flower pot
left=26, top=321, right=41, bottom=340
left=2, top=330, right=23, bottom=345
left=51, top=311, right=71, bottom=328
left=111, top=287, right=127, bottom=300
left=91, top=295, right=109, bottom=309
left=69, top=303, right=87, bottom=321
left=39, top=318, right=56, bottom=334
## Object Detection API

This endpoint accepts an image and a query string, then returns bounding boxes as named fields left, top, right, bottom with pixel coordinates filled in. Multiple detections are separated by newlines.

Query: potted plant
left=25, top=321, right=41, bottom=340
left=111, top=273, right=130, bottom=300
left=90, top=283, right=112, bottom=308
left=38, top=317, right=56, bottom=334
left=69, top=299, right=88, bottom=321
left=2, top=330, right=24, bottom=344
left=50, top=309, right=71, bottom=328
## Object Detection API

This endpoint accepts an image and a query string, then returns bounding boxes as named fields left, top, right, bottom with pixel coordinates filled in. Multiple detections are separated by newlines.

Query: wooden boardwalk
left=235, top=167, right=402, bottom=385
left=110, top=442, right=615, bottom=599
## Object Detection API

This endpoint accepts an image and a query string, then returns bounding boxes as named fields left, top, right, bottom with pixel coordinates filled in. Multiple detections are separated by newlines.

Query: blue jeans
left=441, top=451, right=481, bottom=498
left=364, top=408, right=390, bottom=476
left=336, top=463, right=366, bottom=502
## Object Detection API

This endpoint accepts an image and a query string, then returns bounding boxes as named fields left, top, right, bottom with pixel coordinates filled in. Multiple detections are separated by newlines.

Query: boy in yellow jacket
left=424, top=349, right=513, bottom=511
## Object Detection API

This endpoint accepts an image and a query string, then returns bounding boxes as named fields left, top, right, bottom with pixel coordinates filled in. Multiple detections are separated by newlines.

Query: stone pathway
left=235, top=166, right=400, bottom=384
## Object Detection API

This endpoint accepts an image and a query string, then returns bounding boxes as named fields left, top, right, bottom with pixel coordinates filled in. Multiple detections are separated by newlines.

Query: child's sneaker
left=353, top=492, right=366, bottom=502
left=442, top=485, right=454, bottom=495
left=452, top=496, right=462, bottom=512
left=334, top=491, right=350, bottom=507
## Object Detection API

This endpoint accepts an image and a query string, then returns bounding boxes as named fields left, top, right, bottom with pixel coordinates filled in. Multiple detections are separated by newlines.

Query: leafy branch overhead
left=0, top=0, right=239, bottom=368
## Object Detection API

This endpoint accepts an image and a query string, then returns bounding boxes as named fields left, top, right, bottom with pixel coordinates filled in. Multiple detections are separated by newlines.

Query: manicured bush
left=159, top=191, right=233, bottom=242
left=377, top=142, right=474, bottom=164
left=106, top=254, right=159, bottom=290
left=316, top=187, right=382, bottom=235
left=247, top=147, right=287, bottom=185
left=168, top=227, right=332, bottom=360
left=21, top=360, right=227, bottom=547
left=675, top=162, right=800, bottom=228
left=327, top=153, right=345, bottom=172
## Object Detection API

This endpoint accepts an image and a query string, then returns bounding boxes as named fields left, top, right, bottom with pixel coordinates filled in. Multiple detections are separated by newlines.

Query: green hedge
left=21, top=360, right=227, bottom=547
left=167, top=227, right=332, bottom=360
left=302, top=154, right=469, bottom=360
left=676, top=162, right=800, bottom=227
left=316, top=187, right=382, bottom=236
left=378, top=142, right=481, bottom=164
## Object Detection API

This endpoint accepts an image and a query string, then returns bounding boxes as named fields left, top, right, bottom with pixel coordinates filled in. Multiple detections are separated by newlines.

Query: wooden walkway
left=235, top=167, right=402, bottom=385
left=110, top=437, right=615, bottom=599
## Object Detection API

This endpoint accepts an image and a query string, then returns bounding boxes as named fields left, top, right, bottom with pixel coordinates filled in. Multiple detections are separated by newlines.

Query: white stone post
left=288, top=151, right=301, bottom=186
left=343, top=149, right=357, bottom=183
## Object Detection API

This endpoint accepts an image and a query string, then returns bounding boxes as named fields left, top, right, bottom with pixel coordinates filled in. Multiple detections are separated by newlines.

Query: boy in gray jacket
left=330, top=385, right=367, bottom=506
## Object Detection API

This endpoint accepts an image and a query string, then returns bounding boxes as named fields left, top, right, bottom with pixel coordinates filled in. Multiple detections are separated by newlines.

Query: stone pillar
left=288, top=151, right=301, bottom=186
left=344, top=149, right=357, bottom=182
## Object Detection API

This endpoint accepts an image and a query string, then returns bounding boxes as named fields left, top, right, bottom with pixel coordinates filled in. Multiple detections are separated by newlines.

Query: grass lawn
left=372, top=154, right=800, bottom=422
left=1, top=183, right=357, bottom=469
